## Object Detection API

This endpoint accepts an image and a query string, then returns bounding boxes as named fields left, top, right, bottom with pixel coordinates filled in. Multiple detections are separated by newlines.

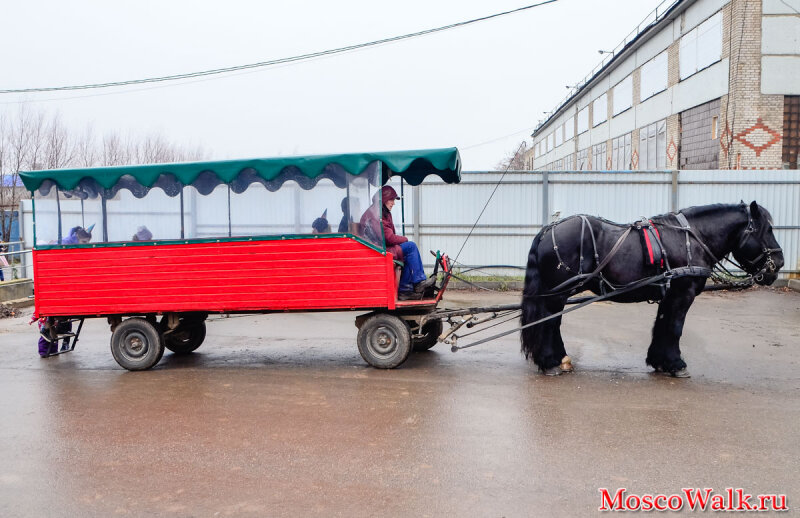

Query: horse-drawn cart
left=22, top=148, right=463, bottom=370
left=23, top=148, right=785, bottom=376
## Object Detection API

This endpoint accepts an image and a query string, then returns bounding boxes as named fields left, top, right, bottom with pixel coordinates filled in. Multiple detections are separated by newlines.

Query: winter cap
left=381, top=185, right=400, bottom=202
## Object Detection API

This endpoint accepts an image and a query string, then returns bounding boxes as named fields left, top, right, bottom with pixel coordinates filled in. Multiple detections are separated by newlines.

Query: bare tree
left=74, top=124, right=97, bottom=168
left=0, top=104, right=209, bottom=243
left=43, top=114, right=75, bottom=170
left=0, top=106, right=34, bottom=243
left=495, top=141, right=529, bottom=170
left=101, top=131, right=126, bottom=166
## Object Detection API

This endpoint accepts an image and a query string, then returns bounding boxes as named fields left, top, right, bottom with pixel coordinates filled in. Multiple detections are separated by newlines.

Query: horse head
left=731, top=201, right=784, bottom=285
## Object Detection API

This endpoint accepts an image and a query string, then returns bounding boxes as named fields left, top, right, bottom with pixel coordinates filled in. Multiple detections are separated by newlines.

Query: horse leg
left=646, top=277, right=703, bottom=377
left=521, top=295, right=569, bottom=374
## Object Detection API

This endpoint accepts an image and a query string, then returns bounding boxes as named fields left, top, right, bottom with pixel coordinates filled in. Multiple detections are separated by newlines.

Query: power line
left=462, top=126, right=535, bottom=150
left=0, top=1, right=559, bottom=95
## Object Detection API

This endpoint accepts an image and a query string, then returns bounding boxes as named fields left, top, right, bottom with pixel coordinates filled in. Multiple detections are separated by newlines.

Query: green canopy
left=20, top=147, right=461, bottom=193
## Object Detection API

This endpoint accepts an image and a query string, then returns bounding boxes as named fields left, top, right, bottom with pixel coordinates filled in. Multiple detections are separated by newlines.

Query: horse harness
left=451, top=204, right=781, bottom=352
left=662, top=204, right=782, bottom=283
left=732, top=204, right=782, bottom=281
left=544, top=214, right=712, bottom=300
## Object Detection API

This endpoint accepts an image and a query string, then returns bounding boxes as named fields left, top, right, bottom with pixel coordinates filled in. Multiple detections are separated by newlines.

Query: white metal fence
left=400, top=169, right=800, bottom=277
left=14, top=169, right=800, bottom=280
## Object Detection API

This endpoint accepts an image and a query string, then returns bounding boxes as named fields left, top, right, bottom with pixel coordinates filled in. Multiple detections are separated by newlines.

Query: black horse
left=521, top=201, right=784, bottom=376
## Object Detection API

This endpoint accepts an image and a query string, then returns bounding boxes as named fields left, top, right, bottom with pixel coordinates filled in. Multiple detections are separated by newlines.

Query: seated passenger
left=312, top=210, right=331, bottom=234
left=337, top=198, right=350, bottom=233
left=131, top=226, right=153, bottom=241
left=360, top=186, right=435, bottom=298
left=61, top=224, right=94, bottom=245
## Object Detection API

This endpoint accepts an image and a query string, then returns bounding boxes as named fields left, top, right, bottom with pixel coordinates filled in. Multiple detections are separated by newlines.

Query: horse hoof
left=560, top=356, right=574, bottom=372
left=543, top=366, right=562, bottom=376
left=655, top=367, right=690, bottom=378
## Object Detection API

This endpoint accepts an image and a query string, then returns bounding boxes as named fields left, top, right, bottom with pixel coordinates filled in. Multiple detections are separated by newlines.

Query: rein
left=662, top=204, right=782, bottom=283
left=451, top=264, right=711, bottom=352
left=734, top=204, right=782, bottom=281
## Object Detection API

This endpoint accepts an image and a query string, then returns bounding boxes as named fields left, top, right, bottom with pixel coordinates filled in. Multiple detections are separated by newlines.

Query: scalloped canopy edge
left=20, top=147, right=461, bottom=192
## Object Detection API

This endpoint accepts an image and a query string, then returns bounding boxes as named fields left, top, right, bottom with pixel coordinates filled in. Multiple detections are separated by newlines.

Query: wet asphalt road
left=0, top=288, right=799, bottom=517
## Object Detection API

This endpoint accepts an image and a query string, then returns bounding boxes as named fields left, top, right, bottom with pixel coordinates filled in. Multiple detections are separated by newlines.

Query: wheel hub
left=121, top=331, right=149, bottom=360
left=371, top=327, right=397, bottom=356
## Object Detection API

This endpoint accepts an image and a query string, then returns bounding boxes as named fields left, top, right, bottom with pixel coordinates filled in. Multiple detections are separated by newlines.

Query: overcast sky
left=2, top=0, right=664, bottom=170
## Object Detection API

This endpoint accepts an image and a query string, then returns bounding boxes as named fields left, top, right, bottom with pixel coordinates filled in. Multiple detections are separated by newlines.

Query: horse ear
left=749, top=201, right=760, bottom=220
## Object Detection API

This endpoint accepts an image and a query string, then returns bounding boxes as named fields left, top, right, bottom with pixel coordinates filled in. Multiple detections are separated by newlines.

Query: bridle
left=735, top=204, right=782, bottom=282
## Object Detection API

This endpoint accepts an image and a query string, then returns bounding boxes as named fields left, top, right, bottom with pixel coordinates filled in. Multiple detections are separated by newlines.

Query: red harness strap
left=642, top=220, right=664, bottom=267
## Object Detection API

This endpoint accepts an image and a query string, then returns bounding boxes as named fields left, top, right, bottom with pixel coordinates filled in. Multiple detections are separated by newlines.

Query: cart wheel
left=164, top=321, right=207, bottom=354
left=357, top=314, right=412, bottom=369
left=413, top=319, right=443, bottom=352
left=110, top=318, right=165, bottom=371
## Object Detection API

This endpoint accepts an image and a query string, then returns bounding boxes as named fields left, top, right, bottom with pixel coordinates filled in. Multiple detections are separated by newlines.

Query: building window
left=553, top=159, right=563, bottom=171
left=611, top=133, right=632, bottom=169
left=640, top=51, right=668, bottom=102
left=711, top=116, right=719, bottom=139
left=592, top=142, right=607, bottom=171
left=555, top=126, right=563, bottom=148
left=639, top=119, right=667, bottom=169
left=577, top=106, right=589, bottom=134
left=593, top=94, right=608, bottom=127
left=577, top=148, right=589, bottom=170
left=564, top=153, right=574, bottom=170
left=564, top=116, right=575, bottom=141
left=546, top=133, right=553, bottom=152
left=613, top=76, right=633, bottom=116
left=679, top=12, right=722, bottom=80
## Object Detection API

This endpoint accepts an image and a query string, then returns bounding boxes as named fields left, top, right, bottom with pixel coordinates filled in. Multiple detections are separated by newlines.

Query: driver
left=361, top=186, right=435, bottom=298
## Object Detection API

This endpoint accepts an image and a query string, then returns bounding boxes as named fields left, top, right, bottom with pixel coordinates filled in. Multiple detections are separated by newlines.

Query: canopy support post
left=400, top=177, right=406, bottom=236
left=413, top=184, right=420, bottom=244
left=101, top=196, right=108, bottom=242
left=56, top=189, right=62, bottom=245
left=227, top=186, right=232, bottom=237
left=180, top=189, right=185, bottom=239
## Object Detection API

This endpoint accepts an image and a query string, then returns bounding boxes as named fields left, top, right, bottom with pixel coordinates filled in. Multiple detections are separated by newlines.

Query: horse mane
left=546, top=203, right=746, bottom=231
left=650, top=203, right=742, bottom=225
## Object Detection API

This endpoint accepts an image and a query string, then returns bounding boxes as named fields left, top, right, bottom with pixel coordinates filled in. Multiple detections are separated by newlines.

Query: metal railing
left=0, top=241, right=32, bottom=282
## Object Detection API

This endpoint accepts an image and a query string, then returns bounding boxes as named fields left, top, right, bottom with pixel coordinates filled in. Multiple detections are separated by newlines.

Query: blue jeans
left=398, top=241, right=427, bottom=293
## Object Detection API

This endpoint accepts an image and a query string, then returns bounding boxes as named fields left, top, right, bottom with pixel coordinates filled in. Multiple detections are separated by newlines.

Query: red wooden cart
left=21, top=148, right=460, bottom=370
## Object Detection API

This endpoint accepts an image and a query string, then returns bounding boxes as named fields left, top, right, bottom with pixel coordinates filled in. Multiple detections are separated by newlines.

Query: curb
left=789, top=279, right=800, bottom=293
left=1, top=297, right=35, bottom=309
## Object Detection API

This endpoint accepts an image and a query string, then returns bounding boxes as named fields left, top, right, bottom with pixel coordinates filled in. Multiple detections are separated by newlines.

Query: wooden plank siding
left=33, top=237, right=396, bottom=317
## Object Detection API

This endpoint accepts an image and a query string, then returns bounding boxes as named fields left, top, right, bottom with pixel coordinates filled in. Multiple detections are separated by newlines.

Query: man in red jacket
left=360, top=185, right=435, bottom=298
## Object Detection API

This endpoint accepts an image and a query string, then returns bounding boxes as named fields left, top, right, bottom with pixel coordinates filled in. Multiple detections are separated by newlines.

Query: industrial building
left=527, top=0, right=800, bottom=171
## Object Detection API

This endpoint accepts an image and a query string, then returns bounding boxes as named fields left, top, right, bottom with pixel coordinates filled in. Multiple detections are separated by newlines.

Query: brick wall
left=667, top=40, right=680, bottom=88
left=680, top=99, right=721, bottom=169
left=667, top=114, right=680, bottom=169
left=784, top=96, right=800, bottom=168
left=721, top=0, right=785, bottom=169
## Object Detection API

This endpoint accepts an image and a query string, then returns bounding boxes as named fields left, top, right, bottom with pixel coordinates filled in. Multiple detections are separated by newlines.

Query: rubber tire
left=412, top=319, right=443, bottom=352
left=357, top=314, right=412, bottom=369
left=110, top=318, right=165, bottom=371
left=164, top=321, right=207, bottom=354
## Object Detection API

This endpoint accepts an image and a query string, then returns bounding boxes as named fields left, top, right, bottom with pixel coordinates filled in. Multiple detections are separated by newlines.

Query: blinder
left=736, top=204, right=782, bottom=281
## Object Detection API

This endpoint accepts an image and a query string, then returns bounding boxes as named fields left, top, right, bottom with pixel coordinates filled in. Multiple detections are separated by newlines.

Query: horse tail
left=520, top=229, right=546, bottom=360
